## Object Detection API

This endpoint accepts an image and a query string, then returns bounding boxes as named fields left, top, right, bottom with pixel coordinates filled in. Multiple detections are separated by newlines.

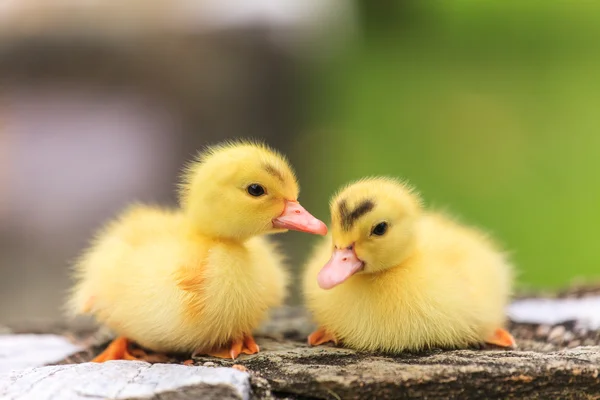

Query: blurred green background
left=294, top=2, right=600, bottom=289
left=1, top=1, right=599, bottom=322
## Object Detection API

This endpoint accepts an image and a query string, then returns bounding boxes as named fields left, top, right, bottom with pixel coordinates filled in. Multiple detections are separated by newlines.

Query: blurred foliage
left=295, top=1, right=600, bottom=288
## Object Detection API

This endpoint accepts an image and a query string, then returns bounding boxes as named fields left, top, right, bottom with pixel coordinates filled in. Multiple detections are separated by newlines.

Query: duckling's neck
left=357, top=250, right=420, bottom=287
left=183, top=219, right=254, bottom=245
left=182, top=205, right=262, bottom=243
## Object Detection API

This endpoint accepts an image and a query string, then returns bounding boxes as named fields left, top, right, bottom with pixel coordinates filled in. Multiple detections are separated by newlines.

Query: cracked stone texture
left=0, top=361, right=250, bottom=400
left=199, top=339, right=600, bottom=399
left=183, top=298, right=600, bottom=399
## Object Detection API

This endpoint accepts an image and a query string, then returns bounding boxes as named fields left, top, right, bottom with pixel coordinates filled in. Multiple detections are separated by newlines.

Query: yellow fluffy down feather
left=303, top=177, right=514, bottom=353
left=68, top=141, right=326, bottom=358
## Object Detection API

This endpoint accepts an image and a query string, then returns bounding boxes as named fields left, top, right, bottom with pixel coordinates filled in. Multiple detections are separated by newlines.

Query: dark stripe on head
left=264, top=164, right=285, bottom=182
left=338, top=198, right=375, bottom=231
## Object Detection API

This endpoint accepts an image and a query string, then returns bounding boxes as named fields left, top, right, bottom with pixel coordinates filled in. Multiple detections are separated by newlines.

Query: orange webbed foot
left=92, top=337, right=141, bottom=362
left=485, top=328, right=516, bottom=348
left=199, top=334, right=260, bottom=360
left=242, top=335, right=260, bottom=355
left=307, top=327, right=338, bottom=346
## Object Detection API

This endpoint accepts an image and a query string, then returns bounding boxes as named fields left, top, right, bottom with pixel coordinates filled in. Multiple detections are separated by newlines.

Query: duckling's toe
left=485, top=328, right=516, bottom=348
left=241, top=335, right=260, bottom=355
left=202, top=347, right=234, bottom=359
left=308, top=327, right=338, bottom=346
left=203, top=335, right=260, bottom=360
left=92, top=337, right=141, bottom=362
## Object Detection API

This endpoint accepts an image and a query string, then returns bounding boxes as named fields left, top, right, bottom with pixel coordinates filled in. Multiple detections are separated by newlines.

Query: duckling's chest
left=186, top=244, right=272, bottom=329
left=314, top=279, right=435, bottom=349
left=315, top=275, right=481, bottom=351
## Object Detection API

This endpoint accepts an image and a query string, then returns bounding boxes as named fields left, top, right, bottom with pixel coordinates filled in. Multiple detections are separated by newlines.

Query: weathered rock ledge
left=0, top=362, right=249, bottom=400
left=193, top=305, right=600, bottom=399
left=209, top=338, right=600, bottom=399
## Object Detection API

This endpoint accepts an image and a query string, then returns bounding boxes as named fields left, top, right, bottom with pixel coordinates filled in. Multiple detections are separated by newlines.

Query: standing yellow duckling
left=303, top=177, right=515, bottom=352
left=69, top=141, right=327, bottom=361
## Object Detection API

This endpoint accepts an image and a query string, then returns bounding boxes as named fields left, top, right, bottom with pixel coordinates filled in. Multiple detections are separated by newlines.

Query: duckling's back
left=413, top=212, right=513, bottom=339
left=67, top=205, right=200, bottom=339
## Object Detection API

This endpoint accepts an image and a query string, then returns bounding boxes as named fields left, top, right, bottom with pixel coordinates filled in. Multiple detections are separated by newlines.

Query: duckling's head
left=317, top=177, right=422, bottom=289
left=180, top=140, right=327, bottom=240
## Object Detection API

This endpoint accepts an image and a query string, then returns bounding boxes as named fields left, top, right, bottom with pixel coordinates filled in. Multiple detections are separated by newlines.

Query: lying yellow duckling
left=303, top=177, right=515, bottom=352
left=69, top=141, right=327, bottom=361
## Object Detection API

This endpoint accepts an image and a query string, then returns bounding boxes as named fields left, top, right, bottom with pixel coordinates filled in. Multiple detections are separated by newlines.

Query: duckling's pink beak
left=317, top=247, right=364, bottom=289
left=272, top=200, right=328, bottom=235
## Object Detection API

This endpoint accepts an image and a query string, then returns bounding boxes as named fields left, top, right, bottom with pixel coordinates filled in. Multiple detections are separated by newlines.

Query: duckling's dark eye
left=371, top=222, right=388, bottom=236
left=247, top=184, right=265, bottom=197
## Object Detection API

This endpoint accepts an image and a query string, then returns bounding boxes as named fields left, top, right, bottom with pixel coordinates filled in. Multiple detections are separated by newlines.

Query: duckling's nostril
left=294, top=210, right=301, bottom=214
left=342, top=257, right=348, bottom=262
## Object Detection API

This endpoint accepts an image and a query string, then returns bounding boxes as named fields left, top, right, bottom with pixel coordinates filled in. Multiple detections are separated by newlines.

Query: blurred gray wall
left=0, top=7, right=348, bottom=324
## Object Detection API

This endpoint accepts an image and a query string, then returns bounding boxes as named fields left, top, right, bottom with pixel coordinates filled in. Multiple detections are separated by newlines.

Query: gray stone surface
left=0, top=361, right=250, bottom=400
left=193, top=337, right=600, bottom=399
left=508, top=296, right=600, bottom=329
left=0, top=334, right=82, bottom=373
left=195, top=298, right=600, bottom=399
